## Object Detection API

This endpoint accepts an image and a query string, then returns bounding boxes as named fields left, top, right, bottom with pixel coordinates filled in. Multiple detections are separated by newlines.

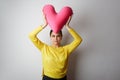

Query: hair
left=50, top=30, right=62, bottom=37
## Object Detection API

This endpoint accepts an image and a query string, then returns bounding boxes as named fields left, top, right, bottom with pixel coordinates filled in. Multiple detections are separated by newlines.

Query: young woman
left=29, top=15, right=82, bottom=80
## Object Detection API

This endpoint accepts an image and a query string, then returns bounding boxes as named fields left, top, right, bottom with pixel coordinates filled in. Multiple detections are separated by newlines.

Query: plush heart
left=43, top=4, right=73, bottom=33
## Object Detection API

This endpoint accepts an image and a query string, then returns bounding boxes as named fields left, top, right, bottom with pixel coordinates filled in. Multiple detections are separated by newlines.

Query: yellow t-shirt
left=29, top=26, right=82, bottom=79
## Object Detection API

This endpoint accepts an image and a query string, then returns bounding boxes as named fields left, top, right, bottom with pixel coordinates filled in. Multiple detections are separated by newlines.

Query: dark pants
left=42, top=75, right=67, bottom=80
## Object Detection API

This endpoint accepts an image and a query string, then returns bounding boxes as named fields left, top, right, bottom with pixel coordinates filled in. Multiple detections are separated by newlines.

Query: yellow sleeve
left=29, top=26, right=45, bottom=51
left=65, top=28, right=82, bottom=55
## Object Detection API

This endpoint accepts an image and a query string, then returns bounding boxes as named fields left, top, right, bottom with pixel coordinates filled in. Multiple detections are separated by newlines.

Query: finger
left=66, top=16, right=72, bottom=25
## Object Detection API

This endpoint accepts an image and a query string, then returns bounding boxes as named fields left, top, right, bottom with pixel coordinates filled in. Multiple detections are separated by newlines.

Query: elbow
left=28, top=33, right=33, bottom=39
left=77, top=37, right=83, bottom=45
left=28, top=33, right=36, bottom=40
left=80, top=37, right=83, bottom=43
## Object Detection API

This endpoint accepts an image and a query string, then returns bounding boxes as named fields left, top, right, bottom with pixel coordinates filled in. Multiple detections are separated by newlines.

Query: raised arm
left=29, top=15, right=48, bottom=50
left=65, top=16, right=83, bottom=54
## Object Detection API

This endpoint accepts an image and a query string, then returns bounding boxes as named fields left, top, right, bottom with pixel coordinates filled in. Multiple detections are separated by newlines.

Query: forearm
left=67, top=26, right=82, bottom=44
left=29, top=14, right=48, bottom=50
left=65, top=16, right=82, bottom=53
left=29, top=26, right=43, bottom=39
left=29, top=24, right=47, bottom=37
left=65, top=27, right=83, bottom=54
left=29, top=25, right=46, bottom=50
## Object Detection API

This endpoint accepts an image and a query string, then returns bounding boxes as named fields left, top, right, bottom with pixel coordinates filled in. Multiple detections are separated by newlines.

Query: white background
left=0, top=0, right=120, bottom=80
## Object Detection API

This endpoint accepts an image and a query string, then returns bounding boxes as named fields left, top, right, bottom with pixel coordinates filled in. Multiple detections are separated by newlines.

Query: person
left=29, top=15, right=83, bottom=80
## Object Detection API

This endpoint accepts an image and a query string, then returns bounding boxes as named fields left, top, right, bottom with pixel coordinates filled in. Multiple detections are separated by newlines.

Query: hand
left=42, top=14, right=48, bottom=28
left=66, top=16, right=72, bottom=26
left=65, top=16, right=72, bottom=29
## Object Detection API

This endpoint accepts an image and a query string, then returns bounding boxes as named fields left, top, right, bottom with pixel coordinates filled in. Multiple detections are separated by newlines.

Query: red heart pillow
left=43, top=4, right=73, bottom=33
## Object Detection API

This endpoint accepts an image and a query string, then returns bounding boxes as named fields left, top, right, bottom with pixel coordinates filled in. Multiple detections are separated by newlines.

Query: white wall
left=0, top=0, right=120, bottom=80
